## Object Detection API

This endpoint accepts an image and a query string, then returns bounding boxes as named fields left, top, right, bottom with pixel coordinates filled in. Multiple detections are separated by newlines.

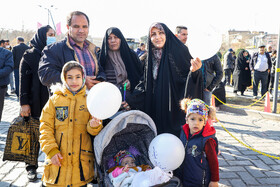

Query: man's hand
left=20, top=105, right=31, bottom=117
left=190, top=57, right=202, bottom=72
left=51, top=153, right=63, bottom=166
left=85, top=76, right=100, bottom=90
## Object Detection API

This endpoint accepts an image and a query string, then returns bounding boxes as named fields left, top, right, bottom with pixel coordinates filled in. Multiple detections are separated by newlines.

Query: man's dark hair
left=67, top=11, right=89, bottom=26
left=0, top=40, right=5, bottom=45
left=4, top=39, right=9, bottom=42
left=176, top=26, right=188, bottom=34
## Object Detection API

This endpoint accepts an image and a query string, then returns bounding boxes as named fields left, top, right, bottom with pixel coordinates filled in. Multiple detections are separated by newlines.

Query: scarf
left=108, top=50, right=128, bottom=85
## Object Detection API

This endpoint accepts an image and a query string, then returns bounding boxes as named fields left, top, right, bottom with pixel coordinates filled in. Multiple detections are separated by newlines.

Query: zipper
left=55, top=133, right=63, bottom=184
left=79, top=133, right=85, bottom=181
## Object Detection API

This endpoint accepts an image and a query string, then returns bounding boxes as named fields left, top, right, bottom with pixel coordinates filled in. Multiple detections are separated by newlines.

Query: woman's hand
left=121, top=101, right=131, bottom=111
left=20, top=105, right=31, bottom=117
left=190, top=57, right=202, bottom=72
left=90, top=117, right=102, bottom=128
left=51, top=153, right=63, bottom=166
left=123, top=79, right=131, bottom=90
left=209, top=181, right=218, bottom=187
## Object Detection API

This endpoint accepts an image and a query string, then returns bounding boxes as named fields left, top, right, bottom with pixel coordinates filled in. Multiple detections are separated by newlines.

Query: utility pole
left=272, top=26, right=280, bottom=113
left=38, top=5, right=57, bottom=32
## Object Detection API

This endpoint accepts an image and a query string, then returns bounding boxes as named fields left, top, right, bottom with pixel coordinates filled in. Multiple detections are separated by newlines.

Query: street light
left=38, top=5, right=57, bottom=31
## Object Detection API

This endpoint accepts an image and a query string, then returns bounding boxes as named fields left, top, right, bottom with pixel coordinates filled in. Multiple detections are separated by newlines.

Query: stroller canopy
left=94, top=110, right=157, bottom=165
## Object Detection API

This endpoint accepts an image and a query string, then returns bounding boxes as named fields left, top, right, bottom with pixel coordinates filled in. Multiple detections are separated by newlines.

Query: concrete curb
left=220, top=104, right=280, bottom=121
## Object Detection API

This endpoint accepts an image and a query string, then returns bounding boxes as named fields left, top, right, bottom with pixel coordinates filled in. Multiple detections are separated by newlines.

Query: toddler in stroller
left=94, top=110, right=181, bottom=187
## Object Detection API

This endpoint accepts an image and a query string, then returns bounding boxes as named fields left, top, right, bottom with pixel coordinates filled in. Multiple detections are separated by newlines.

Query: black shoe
left=5, top=92, right=10, bottom=97
left=10, top=89, right=15, bottom=94
left=27, top=169, right=38, bottom=182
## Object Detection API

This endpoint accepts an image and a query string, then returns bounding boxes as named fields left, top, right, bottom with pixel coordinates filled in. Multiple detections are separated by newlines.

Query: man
left=0, top=39, right=14, bottom=121
left=135, top=43, right=147, bottom=66
left=267, top=44, right=273, bottom=55
left=223, top=48, right=235, bottom=86
left=250, top=45, right=272, bottom=98
left=175, top=26, right=188, bottom=44
left=135, top=43, right=146, bottom=57
left=12, top=37, right=30, bottom=97
left=39, top=11, right=105, bottom=90
left=4, top=40, right=15, bottom=95
left=202, top=54, right=223, bottom=105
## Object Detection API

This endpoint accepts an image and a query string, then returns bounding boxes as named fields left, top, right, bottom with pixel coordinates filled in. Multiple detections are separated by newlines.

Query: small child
left=179, top=98, right=219, bottom=187
left=107, top=147, right=151, bottom=186
left=40, top=61, right=103, bottom=186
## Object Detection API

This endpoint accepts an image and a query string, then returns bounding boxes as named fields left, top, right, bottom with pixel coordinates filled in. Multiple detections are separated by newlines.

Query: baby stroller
left=94, top=110, right=181, bottom=187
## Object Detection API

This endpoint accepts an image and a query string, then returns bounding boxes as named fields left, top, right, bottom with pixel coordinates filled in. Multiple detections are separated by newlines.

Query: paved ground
left=0, top=89, right=280, bottom=187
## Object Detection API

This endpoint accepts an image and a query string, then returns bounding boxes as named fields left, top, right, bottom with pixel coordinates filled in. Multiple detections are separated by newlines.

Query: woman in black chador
left=127, top=23, right=203, bottom=137
left=233, top=49, right=251, bottom=95
left=99, top=27, right=143, bottom=94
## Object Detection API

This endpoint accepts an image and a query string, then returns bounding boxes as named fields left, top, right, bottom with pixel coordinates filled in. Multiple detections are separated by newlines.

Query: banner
left=56, top=22, right=62, bottom=35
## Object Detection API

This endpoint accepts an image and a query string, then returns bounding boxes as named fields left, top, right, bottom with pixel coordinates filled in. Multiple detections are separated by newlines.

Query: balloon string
left=123, top=82, right=127, bottom=101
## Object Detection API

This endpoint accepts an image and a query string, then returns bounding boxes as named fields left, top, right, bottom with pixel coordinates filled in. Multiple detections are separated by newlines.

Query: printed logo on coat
left=79, top=105, right=88, bottom=112
left=55, top=106, right=68, bottom=121
left=187, top=145, right=201, bottom=157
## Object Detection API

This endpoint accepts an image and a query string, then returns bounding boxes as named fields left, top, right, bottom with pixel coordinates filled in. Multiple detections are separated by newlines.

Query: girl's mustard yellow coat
left=40, top=85, right=102, bottom=186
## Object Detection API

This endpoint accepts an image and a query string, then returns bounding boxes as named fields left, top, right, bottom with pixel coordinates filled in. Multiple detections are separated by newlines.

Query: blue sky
left=2, top=0, right=279, bottom=38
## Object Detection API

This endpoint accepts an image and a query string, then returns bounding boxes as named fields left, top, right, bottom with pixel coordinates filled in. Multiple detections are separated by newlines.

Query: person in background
left=38, top=11, right=105, bottom=90
left=135, top=43, right=146, bottom=57
left=135, top=43, right=147, bottom=67
left=223, top=48, right=235, bottom=86
left=19, top=25, right=55, bottom=182
left=269, top=50, right=277, bottom=95
left=233, top=50, right=251, bottom=96
left=0, top=39, right=13, bottom=121
left=175, top=26, right=188, bottom=44
left=250, top=45, right=272, bottom=99
left=3, top=39, right=15, bottom=96
left=12, top=37, right=30, bottom=98
left=201, top=54, right=223, bottom=105
left=267, top=44, right=273, bottom=55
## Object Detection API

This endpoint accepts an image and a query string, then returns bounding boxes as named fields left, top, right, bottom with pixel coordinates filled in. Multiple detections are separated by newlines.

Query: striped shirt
left=69, top=37, right=96, bottom=76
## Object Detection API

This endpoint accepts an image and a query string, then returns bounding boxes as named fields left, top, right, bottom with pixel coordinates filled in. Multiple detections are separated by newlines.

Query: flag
left=56, top=22, right=62, bottom=35
left=37, top=22, right=42, bottom=29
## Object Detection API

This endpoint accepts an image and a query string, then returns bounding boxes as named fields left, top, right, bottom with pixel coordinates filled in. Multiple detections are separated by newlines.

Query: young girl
left=179, top=98, right=219, bottom=187
left=107, top=147, right=151, bottom=186
left=40, top=61, right=103, bottom=186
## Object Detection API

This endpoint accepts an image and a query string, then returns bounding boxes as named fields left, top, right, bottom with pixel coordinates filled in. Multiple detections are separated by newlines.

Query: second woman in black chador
left=127, top=23, right=203, bottom=137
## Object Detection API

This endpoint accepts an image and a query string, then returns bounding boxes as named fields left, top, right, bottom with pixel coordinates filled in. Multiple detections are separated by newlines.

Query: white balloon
left=86, top=82, right=122, bottom=120
left=187, top=24, right=222, bottom=60
left=148, top=133, right=185, bottom=172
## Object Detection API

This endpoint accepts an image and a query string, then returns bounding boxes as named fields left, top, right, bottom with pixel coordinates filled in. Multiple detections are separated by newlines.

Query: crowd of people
left=0, top=10, right=278, bottom=187
left=223, top=45, right=277, bottom=99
